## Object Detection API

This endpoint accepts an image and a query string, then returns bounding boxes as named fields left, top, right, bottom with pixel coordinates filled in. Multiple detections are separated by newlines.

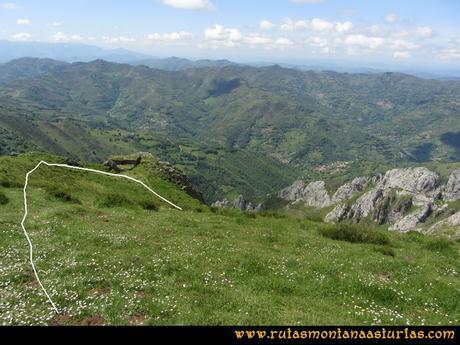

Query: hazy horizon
left=1, top=0, right=459, bottom=72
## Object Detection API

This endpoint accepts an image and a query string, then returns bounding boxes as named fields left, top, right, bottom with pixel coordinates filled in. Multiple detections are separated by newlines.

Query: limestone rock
left=324, top=204, right=349, bottom=223
left=444, top=170, right=460, bottom=201
left=331, top=177, right=370, bottom=203
left=279, top=180, right=331, bottom=208
left=389, top=204, right=433, bottom=232
left=379, top=167, right=441, bottom=204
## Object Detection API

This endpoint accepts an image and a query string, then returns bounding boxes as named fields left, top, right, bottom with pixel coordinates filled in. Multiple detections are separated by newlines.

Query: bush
left=0, top=192, right=9, bottom=205
left=139, top=200, right=158, bottom=211
left=424, top=237, right=452, bottom=252
left=374, top=245, right=396, bottom=257
left=98, top=193, right=131, bottom=208
left=319, top=224, right=390, bottom=245
left=46, top=187, right=80, bottom=204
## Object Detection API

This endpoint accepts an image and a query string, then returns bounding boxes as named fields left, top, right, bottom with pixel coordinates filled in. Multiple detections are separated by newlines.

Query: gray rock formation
left=282, top=166, right=456, bottom=233
left=279, top=180, right=331, bottom=208
left=444, top=170, right=460, bottom=201
left=324, top=204, right=349, bottom=223
left=389, top=204, right=433, bottom=232
left=212, top=195, right=262, bottom=212
left=379, top=167, right=441, bottom=204
left=331, top=177, right=370, bottom=203
left=427, top=211, right=460, bottom=239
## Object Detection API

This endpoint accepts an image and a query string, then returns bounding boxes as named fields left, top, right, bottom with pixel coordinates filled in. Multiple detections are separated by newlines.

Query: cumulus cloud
left=0, top=2, right=19, bottom=9
left=274, top=37, right=293, bottom=46
left=335, top=21, right=353, bottom=33
left=52, top=32, right=83, bottom=42
left=388, top=39, right=419, bottom=50
left=11, top=32, right=31, bottom=41
left=101, top=35, right=135, bottom=43
left=147, top=31, right=194, bottom=42
left=244, top=33, right=272, bottom=45
left=385, top=12, right=398, bottom=23
left=204, top=24, right=242, bottom=47
left=16, top=18, right=31, bottom=25
left=415, top=26, right=434, bottom=38
left=281, top=18, right=352, bottom=33
left=310, top=18, right=334, bottom=31
left=345, top=34, right=383, bottom=49
left=161, top=0, right=215, bottom=10
left=393, top=51, right=411, bottom=59
left=260, top=19, right=275, bottom=30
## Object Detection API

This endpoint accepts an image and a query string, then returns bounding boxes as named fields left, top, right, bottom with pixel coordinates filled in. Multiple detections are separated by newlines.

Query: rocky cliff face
left=445, top=170, right=460, bottom=201
left=211, top=195, right=262, bottom=212
left=278, top=167, right=460, bottom=237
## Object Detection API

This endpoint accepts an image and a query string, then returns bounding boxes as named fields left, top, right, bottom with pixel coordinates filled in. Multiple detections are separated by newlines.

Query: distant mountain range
left=1, top=41, right=460, bottom=79
left=1, top=57, right=459, bottom=202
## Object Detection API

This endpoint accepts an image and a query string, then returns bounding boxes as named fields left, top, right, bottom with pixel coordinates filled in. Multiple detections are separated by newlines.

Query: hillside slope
left=0, top=153, right=459, bottom=325
left=0, top=59, right=459, bottom=202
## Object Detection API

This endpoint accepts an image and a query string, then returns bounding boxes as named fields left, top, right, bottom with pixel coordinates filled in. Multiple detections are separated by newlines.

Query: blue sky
left=1, top=0, right=459, bottom=67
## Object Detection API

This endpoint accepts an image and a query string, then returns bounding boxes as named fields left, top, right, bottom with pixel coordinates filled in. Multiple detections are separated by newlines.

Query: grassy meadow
left=0, top=154, right=459, bottom=325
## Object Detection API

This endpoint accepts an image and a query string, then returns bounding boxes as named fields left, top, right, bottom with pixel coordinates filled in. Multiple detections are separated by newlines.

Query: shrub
left=424, top=237, right=452, bottom=252
left=374, top=245, right=396, bottom=257
left=139, top=200, right=158, bottom=211
left=98, top=193, right=131, bottom=208
left=0, top=192, right=9, bottom=205
left=46, top=187, right=80, bottom=204
left=319, top=224, right=390, bottom=245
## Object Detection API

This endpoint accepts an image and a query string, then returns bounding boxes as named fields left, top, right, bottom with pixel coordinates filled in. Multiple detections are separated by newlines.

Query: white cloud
left=345, top=34, right=383, bottom=49
left=415, top=26, right=434, bottom=38
left=11, top=32, right=31, bottom=41
left=281, top=18, right=351, bottom=33
left=204, top=24, right=242, bottom=47
left=385, top=12, right=398, bottom=23
left=439, top=48, right=460, bottom=60
left=147, top=31, right=194, bottom=42
left=274, top=37, right=293, bottom=46
left=260, top=19, right=275, bottom=30
left=102, top=35, right=135, bottom=43
left=308, top=36, right=332, bottom=52
left=310, top=18, right=334, bottom=32
left=393, top=51, right=411, bottom=59
left=335, top=21, right=353, bottom=33
left=0, top=2, right=19, bottom=9
left=50, top=21, right=62, bottom=27
left=52, top=32, right=83, bottom=42
left=161, top=0, right=215, bottom=10
left=16, top=18, right=31, bottom=25
left=280, top=19, right=309, bottom=32
left=388, top=39, right=419, bottom=50
left=244, top=34, right=272, bottom=45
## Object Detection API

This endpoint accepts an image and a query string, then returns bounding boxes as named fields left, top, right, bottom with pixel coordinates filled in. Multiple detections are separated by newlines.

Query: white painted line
left=21, top=160, right=182, bottom=314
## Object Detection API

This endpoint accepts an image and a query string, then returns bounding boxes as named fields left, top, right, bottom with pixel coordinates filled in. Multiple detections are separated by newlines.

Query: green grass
left=0, top=153, right=459, bottom=326
left=0, top=191, right=9, bottom=205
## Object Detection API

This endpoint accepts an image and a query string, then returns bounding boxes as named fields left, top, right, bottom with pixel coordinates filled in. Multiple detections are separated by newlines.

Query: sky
left=1, top=0, right=459, bottom=68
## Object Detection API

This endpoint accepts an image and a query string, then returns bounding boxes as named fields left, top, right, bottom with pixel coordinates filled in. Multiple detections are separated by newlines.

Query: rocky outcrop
left=427, top=211, right=460, bottom=239
left=279, top=180, right=331, bottom=208
left=279, top=166, right=457, bottom=233
left=389, top=204, right=432, bottom=232
left=211, top=195, right=262, bottom=212
left=380, top=167, right=441, bottom=204
left=324, top=204, right=349, bottom=223
left=331, top=177, right=370, bottom=203
left=444, top=170, right=460, bottom=201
